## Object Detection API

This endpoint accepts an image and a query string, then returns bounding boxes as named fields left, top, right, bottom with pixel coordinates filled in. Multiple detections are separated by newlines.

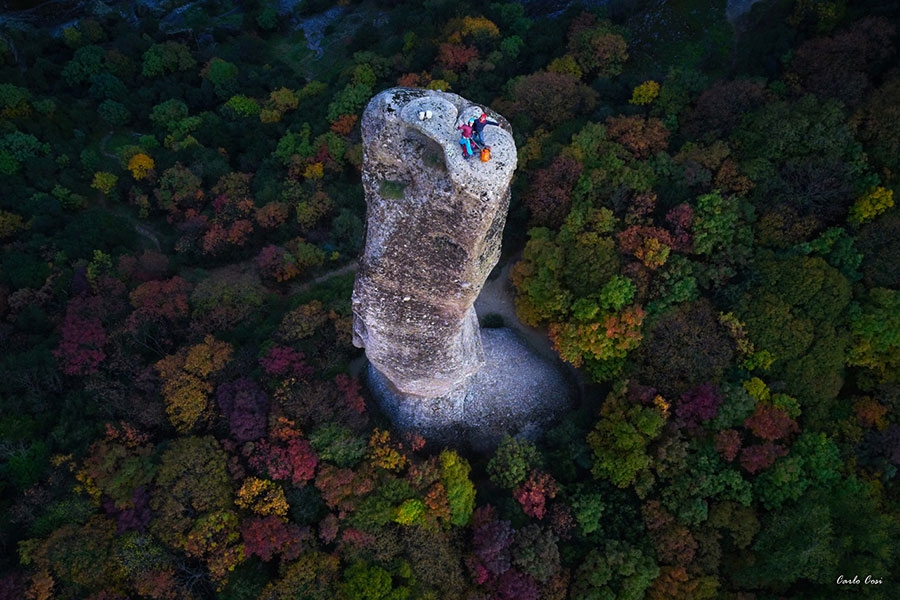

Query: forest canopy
left=1, top=0, right=899, bottom=598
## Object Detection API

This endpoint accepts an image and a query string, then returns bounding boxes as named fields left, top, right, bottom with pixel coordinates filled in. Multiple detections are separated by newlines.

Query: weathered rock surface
left=352, top=87, right=517, bottom=398
left=353, top=87, right=574, bottom=448
left=367, top=327, right=576, bottom=452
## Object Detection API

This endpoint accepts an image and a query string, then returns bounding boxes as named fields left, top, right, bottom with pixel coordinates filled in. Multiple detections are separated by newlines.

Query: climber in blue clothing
left=472, top=111, right=498, bottom=148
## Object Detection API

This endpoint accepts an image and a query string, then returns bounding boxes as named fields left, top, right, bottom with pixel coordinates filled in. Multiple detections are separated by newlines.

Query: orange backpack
left=480, top=147, right=491, bottom=162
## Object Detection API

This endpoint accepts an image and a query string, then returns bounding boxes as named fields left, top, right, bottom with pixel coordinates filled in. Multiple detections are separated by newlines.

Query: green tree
left=149, top=98, right=201, bottom=146
left=853, top=71, right=900, bottom=177
left=149, top=435, right=243, bottom=583
left=150, top=436, right=232, bottom=539
left=566, top=13, right=629, bottom=78
left=738, top=254, right=851, bottom=425
left=341, top=561, right=409, bottom=600
left=325, top=62, right=378, bottom=123
left=76, top=423, right=156, bottom=509
left=97, top=99, right=130, bottom=126
left=142, top=41, right=196, bottom=77
left=708, top=500, right=759, bottom=550
left=848, top=287, right=900, bottom=384
left=737, top=478, right=898, bottom=593
left=737, top=496, right=835, bottom=588
left=511, top=205, right=644, bottom=382
left=734, top=95, right=863, bottom=173
left=754, top=432, right=841, bottom=510
left=61, top=44, right=104, bottom=86
left=570, top=122, right=656, bottom=193
left=274, top=124, right=315, bottom=165
left=224, top=94, right=262, bottom=119
left=258, top=551, right=341, bottom=600
left=568, top=483, right=606, bottom=536
left=91, top=171, right=118, bottom=195
left=487, top=435, right=542, bottom=489
left=856, top=208, right=900, bottom=289
left=439, top=449, right=475, bottom=526
left=88, top=72, right=127, bottom=101
left=203, top=57, right=240, bottom=98
left=570, top=540, right=659, bottom=600
left=512, top=524, right=560, bottom=583
left=0, top=130, right=50, bottom=175
left=691, top=191, right=754, bottom=267
left=113, top=532, right=181, bottom=597
left=257, top=5, right=279, bottom=30
left=510, top=226, right=573, bottom=326
left=660, top=442, right=752, bottom=525
left=326, top=82, right=371, bottom=123
left=0, top=83, right=31, bottom=118
left=735, top=94, right=869, bottom=241
left=149, top=97, right=189, bottom=130
left=587, top=391, right=667, bottom=488
left=19, top=516, right=127, bottom=594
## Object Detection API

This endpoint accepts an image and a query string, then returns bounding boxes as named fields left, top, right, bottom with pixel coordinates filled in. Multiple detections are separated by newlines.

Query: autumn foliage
left=54, top=296, right=108, bottom=376
left=7, top=4, right=900, bottom=600
left=156, top=335, right=233, bottom=432
left=127, top=153, right=155, bottom=180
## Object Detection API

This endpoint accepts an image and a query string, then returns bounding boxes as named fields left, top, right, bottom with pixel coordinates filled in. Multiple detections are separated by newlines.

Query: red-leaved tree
left=259, top=345, right=314, bottom=381
left=605, top=115, right=670, bottom=160
left=436, top=43, right=480, bottom=71
left=54, top=296, right=107, bottom=376
left=513, top=470, right=558, bottom=520
left=523, top=153, right=583, bottom=228
left=241, top=516, right=310, bottom=562
left=675, top=383, right=723, bottom=433
left=743, top=403, right=798, bottom=442
left=217, top=377, right=270, bottom=442
left=249, top=418, right=318, bottom=486
left=470, top=506, right=515, bottom=582
left=739, top=442, right=787, bottom=474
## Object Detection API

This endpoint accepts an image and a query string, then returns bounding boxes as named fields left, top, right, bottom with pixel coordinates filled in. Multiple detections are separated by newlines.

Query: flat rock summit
left=352, top=87, right=572, bottom=449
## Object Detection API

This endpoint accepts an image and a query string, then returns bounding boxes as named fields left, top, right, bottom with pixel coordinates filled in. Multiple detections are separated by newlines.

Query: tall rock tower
left=353, top=88, right=571, bottom=449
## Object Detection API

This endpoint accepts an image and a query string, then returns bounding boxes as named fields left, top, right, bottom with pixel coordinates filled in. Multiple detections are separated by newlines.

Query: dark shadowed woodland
left=1, top=0, right=899, bottom=598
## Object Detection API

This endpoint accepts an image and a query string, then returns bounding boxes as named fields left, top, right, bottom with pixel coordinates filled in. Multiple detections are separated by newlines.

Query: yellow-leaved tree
left=127, top=152, right=155, bottom=180
left=156, top=335, right=233, bottom=433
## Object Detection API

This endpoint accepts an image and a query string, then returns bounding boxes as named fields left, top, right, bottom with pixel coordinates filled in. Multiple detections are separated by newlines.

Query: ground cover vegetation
left=1, top=0, right=899, bottom=598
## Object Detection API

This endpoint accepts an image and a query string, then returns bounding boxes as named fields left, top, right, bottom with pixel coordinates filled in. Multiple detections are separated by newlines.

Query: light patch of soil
left=475, top=261, right=557, bottom=361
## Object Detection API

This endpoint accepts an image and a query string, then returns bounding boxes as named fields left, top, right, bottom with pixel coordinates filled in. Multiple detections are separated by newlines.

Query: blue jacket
left=472, top=116, right=498, bottom=135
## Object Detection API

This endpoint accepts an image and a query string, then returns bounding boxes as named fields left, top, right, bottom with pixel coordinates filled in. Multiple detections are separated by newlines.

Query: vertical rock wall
left=352, top=88, right=517, bottom=398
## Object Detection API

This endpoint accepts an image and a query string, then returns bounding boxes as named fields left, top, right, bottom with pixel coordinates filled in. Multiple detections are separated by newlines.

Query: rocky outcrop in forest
left=353, top=88, right=572, bottom=448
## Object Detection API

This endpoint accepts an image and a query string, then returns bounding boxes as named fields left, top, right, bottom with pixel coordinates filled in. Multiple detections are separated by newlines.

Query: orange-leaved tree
left=156, top=335, right=233, bottom=433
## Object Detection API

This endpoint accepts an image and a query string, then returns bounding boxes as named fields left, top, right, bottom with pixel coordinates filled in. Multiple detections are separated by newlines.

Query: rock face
left=353, top=87, right=573, bottom=449
left=366, top=327, right=575, bottom=451
left=352, top=87, right=517, bottom=398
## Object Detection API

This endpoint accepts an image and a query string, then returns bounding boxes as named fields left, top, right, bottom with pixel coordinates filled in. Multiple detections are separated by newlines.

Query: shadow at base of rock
left=365, top=327, right=577, bottom=453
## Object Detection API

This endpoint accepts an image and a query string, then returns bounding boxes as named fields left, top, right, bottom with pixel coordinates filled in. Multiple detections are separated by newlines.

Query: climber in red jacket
left=457, top=118, right=477, bottom=158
